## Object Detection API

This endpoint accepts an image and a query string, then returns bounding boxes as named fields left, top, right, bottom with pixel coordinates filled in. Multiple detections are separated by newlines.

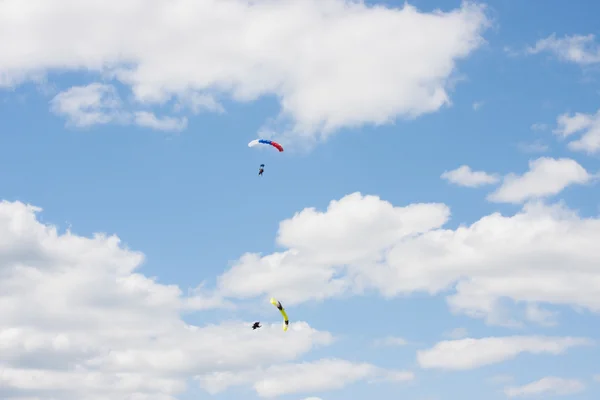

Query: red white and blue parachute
left=248, top=139, right=284, bottom=152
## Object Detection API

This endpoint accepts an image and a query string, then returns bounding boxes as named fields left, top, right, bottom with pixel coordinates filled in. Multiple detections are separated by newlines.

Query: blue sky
left=0, top=1, right=599, bottom=399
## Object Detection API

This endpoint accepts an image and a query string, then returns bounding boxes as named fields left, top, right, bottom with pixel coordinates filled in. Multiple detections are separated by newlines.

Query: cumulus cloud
left=50, top=83, right=125, bottom=127
left=0, top=0, right=490, bottom=142
left=504, top=377, right=585, bottom=397
left=416, top=336, right=593, bottom=370
left=373, top=336, right=409, bottom=347
left=133, top=111, right=187, bottom=132
left=531, top=123, right=548, bottom=132
left=487, top=157, right=593, bottom=203
left=173, top=92, right=224, bottom=114
left=528, top=33, right=600, bottom=65
left=211, top=191, right=600, bottom=326
left=524, top=303, right=558, bottom=327
left=444, top=327, right=468, bottom=339
left=517, top=140, right=548, bottom=154
left=0, top=200, right=333, bottom=399
left=50, top=83, right=187, bottom=131
left=197, top=358, right=413, bottom=397
left=216, top=193, right=451, bottom=304
left=441, top=165, right=499, bottom=187
left=554, top=108, right=600, bottom=154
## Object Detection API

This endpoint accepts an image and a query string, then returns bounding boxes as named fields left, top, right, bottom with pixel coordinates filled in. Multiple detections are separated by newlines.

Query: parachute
left=270, top=297, right=289, bottom=331
left=248, top=139, right=284, bottom=152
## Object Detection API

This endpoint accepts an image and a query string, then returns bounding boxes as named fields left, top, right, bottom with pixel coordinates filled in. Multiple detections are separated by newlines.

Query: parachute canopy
left=248, top=139, right=284, bottom=152
left=270, top=297, right=289, bottom=331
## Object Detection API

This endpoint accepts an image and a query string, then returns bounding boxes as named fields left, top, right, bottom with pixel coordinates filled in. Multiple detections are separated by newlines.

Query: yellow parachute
left=270, top=297, right=289, bottom=331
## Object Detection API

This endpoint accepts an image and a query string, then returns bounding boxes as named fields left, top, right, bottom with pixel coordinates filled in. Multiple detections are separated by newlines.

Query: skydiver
left=258, top=164, right=265, bottom=176
left=252, top=321, right=261, bottom=329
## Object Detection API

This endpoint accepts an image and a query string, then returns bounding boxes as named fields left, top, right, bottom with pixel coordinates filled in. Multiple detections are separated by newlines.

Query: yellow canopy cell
left=270, top=297, right=289, bottom=331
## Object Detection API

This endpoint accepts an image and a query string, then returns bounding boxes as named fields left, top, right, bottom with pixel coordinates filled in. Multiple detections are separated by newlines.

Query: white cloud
left=554, top=109, right=600, bottom=154
left=531, top=123, right=548, bottom=132
left=555, top=111, right=596, bottom=138
left=441, top=165, right=499, bottom=187
left=503, top=46, right=519, bottom=57
left=173, top=92, right=224, bottom=114
left=216, top=192, right=451, bottom=304
left=505, top=377, right=585, bottom=397
left=212, top=191, right=600, bottom=326
left=416, top=336, right=592, bottom=370
left=524, top=303, right=558, bottom=327
left=51, top=84, right=187, bottom=132
left=0, top=200, right=333, bottom=399
left=134, top=111, right=187, bottom=132
left=373, top=336, right=409, bottom=347
left=472, top=101, right=484, bottom=110
left=444, top=327, right=468, bottom=339
left=517, top=140, right=548, bottom=153
left=49, top=83, right=124, bottom=127
left=0, top=0, right=490, bottom=142
left=528, top=33, right=600, bottom=65
left=197, top=358, right=413, bottom=397
left=487, top=157, right=592, bottom=203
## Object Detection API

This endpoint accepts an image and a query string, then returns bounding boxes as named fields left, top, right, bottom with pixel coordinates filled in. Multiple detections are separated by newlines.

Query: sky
left=0, top=0, right=600, bottom=399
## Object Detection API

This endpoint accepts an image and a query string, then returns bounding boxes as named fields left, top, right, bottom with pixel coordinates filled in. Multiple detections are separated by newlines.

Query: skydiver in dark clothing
left=252, top=321, right=261, bottom=329
left=258, top=164, right=265, bottom=176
